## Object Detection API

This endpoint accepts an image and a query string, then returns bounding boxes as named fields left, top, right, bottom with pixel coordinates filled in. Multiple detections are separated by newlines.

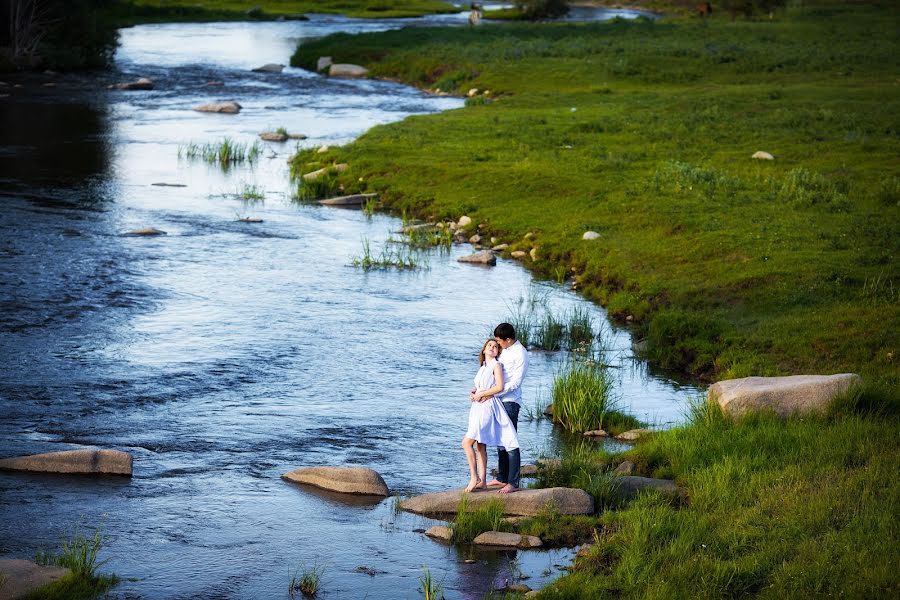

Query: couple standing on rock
left=462, top=322, right=529, bottom=495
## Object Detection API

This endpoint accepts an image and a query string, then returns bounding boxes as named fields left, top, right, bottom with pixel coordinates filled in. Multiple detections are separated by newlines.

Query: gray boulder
left=328, top=64, right=369, bottom=78
left=473, top=531, right=543, bottom=548
left=0, top=449, right=133, bottom=476
left=281, top=466, right=389, bottom=496
left=457, top=250, right=496, bottom=266
left=709, top=374, right=862, bottom=417
left=400, top=486, right=593, bottom=517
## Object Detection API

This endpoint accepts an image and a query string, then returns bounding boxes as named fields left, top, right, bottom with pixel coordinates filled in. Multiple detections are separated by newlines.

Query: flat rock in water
left=400, top=486, right=593, bottom=517
left=0, top=449, right=133, bottom=476
left=457, top=250, right=496, bottom=266
left=125, top=227, right=166, bottom=236
left=0, top=559, right=70, bottom=600
left=611, top=476, right=681, bottom=501
left=260, top=132, right=288, bottom=142
left=328, top=64, right=369, bottom=78
left=709, top=373, right=861, bottom=417
left=424, top=525, right=453, bottom=541
left=151, top=182, right=186, bottom=187
left=193, top=101, right=241, bottom=114
left=583, top=429, right=608, bottom=438
left=473, top=531, right=543, bottom=548
left=318, top=192, right=377, bottom=207
left=281, top=466, right=389, bottom=496
left=615, top=428, right=651, bottom=441
left=109, top=77, right=154, bottom=90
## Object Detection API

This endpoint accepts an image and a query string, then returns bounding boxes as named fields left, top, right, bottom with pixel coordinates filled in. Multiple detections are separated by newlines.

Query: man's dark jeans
left=497, top=401, right=520, bottom=488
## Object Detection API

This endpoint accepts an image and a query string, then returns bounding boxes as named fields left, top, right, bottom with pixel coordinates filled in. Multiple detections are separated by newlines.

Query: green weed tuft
left=288, top=562, right=324, bottom=598
left=451, top=496, right=508, bottom=544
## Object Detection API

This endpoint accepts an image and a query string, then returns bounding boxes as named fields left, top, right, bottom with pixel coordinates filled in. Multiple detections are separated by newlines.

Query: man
left=486, top=322, right=528, bottom=494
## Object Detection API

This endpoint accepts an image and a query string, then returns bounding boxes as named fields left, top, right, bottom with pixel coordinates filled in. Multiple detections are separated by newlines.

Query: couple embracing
left=461, top=322, right=529, bottom=495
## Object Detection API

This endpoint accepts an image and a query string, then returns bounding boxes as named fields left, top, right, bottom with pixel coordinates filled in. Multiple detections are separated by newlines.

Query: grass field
left=290, top=3, right=899, bottom=383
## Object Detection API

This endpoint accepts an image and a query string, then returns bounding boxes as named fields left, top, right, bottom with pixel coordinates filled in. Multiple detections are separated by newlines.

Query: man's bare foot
left=497, top=484, right=518, bottom=494
left=486, top=479, right=505, bottom=487
left=464, top=478, right=482, bottom=493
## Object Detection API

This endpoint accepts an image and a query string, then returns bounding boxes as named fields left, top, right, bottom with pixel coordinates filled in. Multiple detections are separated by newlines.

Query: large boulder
left=0, top=559, right=70, bottom=600
left=0, top=449, right=133, bottom=476
left=328, top=64, right=369, bottom=78
left=400, top=487, right=593, bottom=517
left=281, top=466, right=389, bottom=496
left=473, top=531, right=543, bottom=548
left=457, top=250, right=496, bottom=266
left=709, top=374, right=862, bottom=417
left=193, top=101, right=241, bottom=114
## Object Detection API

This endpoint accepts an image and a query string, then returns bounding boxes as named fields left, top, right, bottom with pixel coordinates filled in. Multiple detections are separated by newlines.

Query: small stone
left=490, top=237, right=498, bottom=244
left=464, top=559, right=476, bottom=564
left=317, top=145, right=330, bottom=153
left=583, top=429, right=608, bottom=438
left=752, top=151, right=774, bottom=160
left=457, top=215, right=472, bottom=228
left=425, top=525, right=453, bottom=541
left=251, top=63, right=284, bottom=73
left=491, top=244, right=508, bottom=251
left=524, top=231, right=534, bottom=239
left=616, top=428, right=651, bottom=442
left=511, top=251, right=527, bottom=258
left=507, top=583, right=532, bottom=593
left=467, top=88, right=479, bottom=97
left=613, top=460, right=635, bottom=475
left=317, top=56, right=333, bottom=72
left=468, top=234, right=481, bottom=244
left=543, top=404, right=554, bottom=417
left=329, top=63, right=369, bottom=78
left=529, top=247, right=538, bottom=261
left=458, top=250, right=496, bottom=266
left=583, top=231, right=601, bottom=240
left=626, top=315, right=634, bottom=322
left=260, top=132, right=288, bottom=142
left=473, top=531, right=543, bottom=548
left=193, top=101, right=241, bottom=114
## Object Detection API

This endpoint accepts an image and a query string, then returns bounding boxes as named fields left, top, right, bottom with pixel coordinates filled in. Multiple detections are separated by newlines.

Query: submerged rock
left=328, top=64, right=368, bottom=78
left=400, top=487, right=593, bottom=517
left=0, top=448, right=133, bottom=476
left=457, top=250, right=496, bottom=266
left=109, top=77, right=154, bottom=90
left=615, top=428, right=651, bottom=442
left=425, top=525, right=453, bottom=541
left=125, top=227, right=166, bottom=236
left=473, top=531, right=543, bottom=548
left=281, top=466, right=389, bottom=496
left=709, top=373, right=862, bottom=418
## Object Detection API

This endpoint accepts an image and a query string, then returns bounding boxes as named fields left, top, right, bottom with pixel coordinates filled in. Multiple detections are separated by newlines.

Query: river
left=0, top=7, right=694, bottom=599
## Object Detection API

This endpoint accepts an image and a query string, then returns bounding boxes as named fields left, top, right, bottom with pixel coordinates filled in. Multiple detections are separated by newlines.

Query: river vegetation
left=290, top=2, right=899, bottom=385
left=29, top=527, right=119, bottom=599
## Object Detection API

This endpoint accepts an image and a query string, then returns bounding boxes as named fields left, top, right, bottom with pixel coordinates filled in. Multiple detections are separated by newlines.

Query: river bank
left=289, top=3, right=899, bottom=385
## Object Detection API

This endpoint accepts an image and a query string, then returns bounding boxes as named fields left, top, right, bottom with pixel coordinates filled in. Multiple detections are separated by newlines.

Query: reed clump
left=351, top=237, right=423, bottom=270
left=551, top=359, right=638, bottom=434
left=34, top=527, right=119, bottom=599
left=288, top=562, right=324, bottom=598
left=178, top=138, right=261, bottom=167
left=451, top=496, right=508, bottom=544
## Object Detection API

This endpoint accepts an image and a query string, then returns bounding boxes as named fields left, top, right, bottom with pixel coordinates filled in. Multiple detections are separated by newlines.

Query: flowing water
left=0, top=8, right=694, bottom=599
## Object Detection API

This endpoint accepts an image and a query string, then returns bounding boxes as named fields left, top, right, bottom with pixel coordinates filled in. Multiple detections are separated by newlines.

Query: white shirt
left=497, top=340, right=528, bottom=406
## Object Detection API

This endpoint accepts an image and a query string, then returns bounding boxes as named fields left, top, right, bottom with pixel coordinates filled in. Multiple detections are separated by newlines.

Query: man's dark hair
left=494, top=322, right=516, bottom=340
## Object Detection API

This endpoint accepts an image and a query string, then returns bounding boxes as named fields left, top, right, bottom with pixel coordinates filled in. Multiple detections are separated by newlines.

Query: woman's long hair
left=479, top=338, right=501, bottom=366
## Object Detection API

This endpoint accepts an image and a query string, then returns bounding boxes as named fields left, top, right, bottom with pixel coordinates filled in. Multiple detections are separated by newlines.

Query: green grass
left=551, top=359, right=641, bottom=434
left=288, top=562, right=324, bottom=598
left=451, top=496, right=509, bottom=544
left=178, top=138, right=261, bottom=168
left=351, top=237, right=423, bottom=270
left=419, top=565, right=445, bottom=600
left=29, top=528, right=118, bottom=599
left=288, top=3, right=900, bottom=385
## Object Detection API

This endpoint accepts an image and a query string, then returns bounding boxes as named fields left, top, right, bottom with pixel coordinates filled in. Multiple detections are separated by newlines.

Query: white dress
left=464, top=359, right=519, bottom=450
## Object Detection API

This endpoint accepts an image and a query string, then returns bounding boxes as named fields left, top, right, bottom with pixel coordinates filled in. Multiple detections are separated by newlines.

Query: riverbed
left=0, top=8, right=695, bottom=599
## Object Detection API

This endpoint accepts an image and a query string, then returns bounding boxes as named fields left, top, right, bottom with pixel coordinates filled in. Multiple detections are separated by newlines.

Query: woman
left=461, top=338, right=520, bottom=493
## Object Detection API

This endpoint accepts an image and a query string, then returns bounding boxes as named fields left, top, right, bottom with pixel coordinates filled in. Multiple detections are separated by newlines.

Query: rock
left=125, top=227, right=166, bottom=236
left=529, top=247, right=538, bottom=261
left=613, top=460, right=635, bottom=476
left=511, top=250, right=527, bottom=259
left=752, top=151, right=774, bottom=160
left=525, top=590, right=540, bottom=598
left=457, top=215, right=472, bottom=228
left=631, top=338, right=648, bottom=354
left=318, top=192, right=377, bottom=207
left=524, top=231, right=534, bottom=239
left=425, top=525, right=453, bottom=541
left=0, top=449, right=133, bottom=476
left=576, top=543, right=594, bottom=559
left=519, top=464, right=538, bottom=477
left=536, top=457, right=560, bottom=469
left=151, top=183, right=186, bottom=187
left=0, top=559, right=70, bottom=600
left=260, top=131, right=288, bottom=142
left=317, top=145, right=330, bottom=153
left=457, top=250, right=496, bottom=266
left=400, top=487, right=593, bottom=517
left=287, top=133, right=308, bottom=140
left=492, top=243, right=508, bottom=251
left=252, top=63, right=284, bottom=73
left=583, top=429, right=608, bottom=438
left=616, top=428, right=651, bottom=442
left=206, top=80, right=224, bottom=86
left=303, top=163, right=349, bottom=181
left=281, top=466, right=389, bottom=496
left=543, top=404, right=554, bottom=417
left=473, top=531, right=543, bottom=548
left=501, top=515, right=529, bottom=525
left=317, top=56, right=333, bottom=72
left=328, top=64, right=369, bottom=78
left=708, top=374, right=862, bottom=418
left=611, top=476, right=681, bottom=501
left=467, top=88, right=479, bottom=97
left=193, top=101, right=241, bottom=114
left=468, top=234, right=481, bottom=244
left=109, top=77, right=154, bottom=90
left=506, top=583, right=533, bottom=593
left=583, top=231, right=601, bottom=240
left=237, top=217, right=263, bottom=223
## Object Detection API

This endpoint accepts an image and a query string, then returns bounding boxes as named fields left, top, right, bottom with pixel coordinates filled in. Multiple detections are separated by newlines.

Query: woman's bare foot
left=497, top=484, right=518, bottom=494
left=464, top=478, right=482, bottom=493
left=486, top=479, right=505, bottom=487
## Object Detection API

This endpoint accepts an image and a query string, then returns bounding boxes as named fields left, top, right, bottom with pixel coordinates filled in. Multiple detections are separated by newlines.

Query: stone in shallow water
left=473, top=531, right=543, bottom=548
left=400, top=486, right=593, bottom=517
left=281, top=466, right=389, bottom=496
left=424, top=525, right=453, bottom=541
left=457, top=250, right=496, bottom=266
left=0, top=559, right=70, bottom=599
left=0, top=449, right=132, bottom=476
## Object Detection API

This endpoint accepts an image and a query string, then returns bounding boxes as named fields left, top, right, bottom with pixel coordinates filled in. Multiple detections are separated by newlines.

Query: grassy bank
left=520, top=389, right=900, bottom=598
left=289, top=3, right=899, bottom=383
